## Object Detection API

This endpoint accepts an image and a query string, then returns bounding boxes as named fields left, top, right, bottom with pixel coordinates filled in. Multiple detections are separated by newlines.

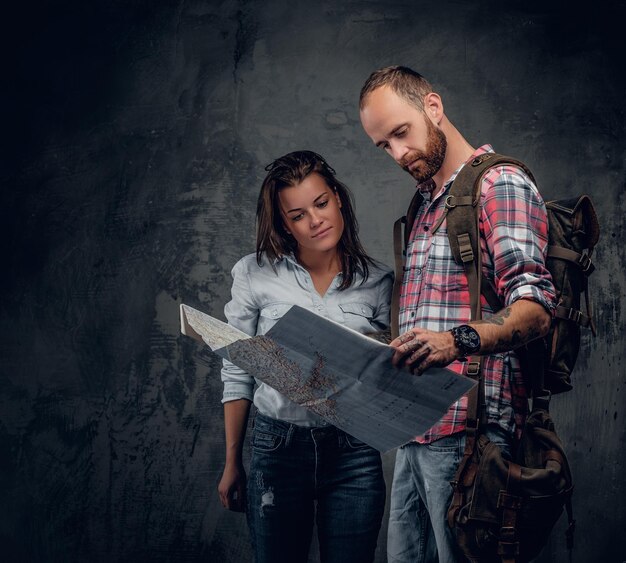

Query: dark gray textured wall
left=1, top=1, right=624, bottom=561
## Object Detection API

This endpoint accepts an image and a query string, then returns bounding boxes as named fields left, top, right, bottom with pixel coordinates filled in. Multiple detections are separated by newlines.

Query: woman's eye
left=291, top=213, right=304, bottom=222
left=317, top=200, right=329, bottom=208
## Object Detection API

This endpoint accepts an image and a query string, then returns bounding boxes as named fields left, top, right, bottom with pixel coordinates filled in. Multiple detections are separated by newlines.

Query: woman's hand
left=218, top=460, right=247, bottom=512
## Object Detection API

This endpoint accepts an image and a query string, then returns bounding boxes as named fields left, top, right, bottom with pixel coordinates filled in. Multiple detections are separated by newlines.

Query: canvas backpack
left=391, top=152, right=600, bottom=562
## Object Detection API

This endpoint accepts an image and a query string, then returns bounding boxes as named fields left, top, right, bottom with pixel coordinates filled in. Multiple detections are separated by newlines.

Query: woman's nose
left=310, top=210, right=322, bottom=227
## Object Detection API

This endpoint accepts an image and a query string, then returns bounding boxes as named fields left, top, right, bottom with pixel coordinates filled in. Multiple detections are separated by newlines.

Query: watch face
left=454, top=325, right=481, bottom=354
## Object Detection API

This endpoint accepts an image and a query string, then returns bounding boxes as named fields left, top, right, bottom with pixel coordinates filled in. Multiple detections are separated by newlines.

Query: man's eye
left=395, top=128, right=407, bottom=137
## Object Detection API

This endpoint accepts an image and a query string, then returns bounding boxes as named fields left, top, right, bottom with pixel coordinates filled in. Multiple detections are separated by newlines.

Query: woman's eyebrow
left=285, top=192, right=328, bottom=213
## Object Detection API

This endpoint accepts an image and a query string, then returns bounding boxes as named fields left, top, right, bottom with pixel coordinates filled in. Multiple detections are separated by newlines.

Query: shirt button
left=415, top=267, right=422, bottom=276
left=317, top=304, right=323, bottom=311
left=272, top=310, right=278, bottom=317
left=361, top=307, right=366, bottom=313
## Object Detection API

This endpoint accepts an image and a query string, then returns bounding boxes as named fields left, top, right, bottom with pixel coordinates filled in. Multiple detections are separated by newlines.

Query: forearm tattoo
left=474, top=307, right=512, bottom=326
left=493, top=323, right=544, bottom=352
left=476, top=307, right=546, bottom=353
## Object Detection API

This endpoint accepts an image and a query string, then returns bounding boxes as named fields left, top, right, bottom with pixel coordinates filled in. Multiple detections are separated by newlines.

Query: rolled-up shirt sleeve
left=220, top=259, right=259, bottom=403
left=482, top=168, right=557, bottom=314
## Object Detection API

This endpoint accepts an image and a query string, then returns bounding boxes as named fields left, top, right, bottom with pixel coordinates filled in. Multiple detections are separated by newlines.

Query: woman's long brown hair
left=256, top=150, right=376, bottom=289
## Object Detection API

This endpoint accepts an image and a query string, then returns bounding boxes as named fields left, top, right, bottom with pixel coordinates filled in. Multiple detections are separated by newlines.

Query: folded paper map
left=180, top=303, right=475, bottom=452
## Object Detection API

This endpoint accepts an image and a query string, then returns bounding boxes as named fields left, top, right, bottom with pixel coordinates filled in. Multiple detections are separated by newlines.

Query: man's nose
left=389, top=141, right=410, bottom=164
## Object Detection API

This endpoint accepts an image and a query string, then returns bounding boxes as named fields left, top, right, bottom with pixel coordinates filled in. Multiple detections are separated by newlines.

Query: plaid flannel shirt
left=399, top=145, right=556, bottom=444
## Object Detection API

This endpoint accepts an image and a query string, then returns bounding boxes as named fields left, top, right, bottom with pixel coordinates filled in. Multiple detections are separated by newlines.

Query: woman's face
left=278, top=172, right=344, bottom=258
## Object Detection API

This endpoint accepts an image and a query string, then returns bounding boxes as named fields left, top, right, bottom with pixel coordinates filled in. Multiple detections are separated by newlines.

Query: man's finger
left=413, top=357, right=431, bottom=376
left=400, top=339, right=421, bottom=354
left=407, top=344, right=430, bottom=367
left=390, top=330, right=417, bottom=348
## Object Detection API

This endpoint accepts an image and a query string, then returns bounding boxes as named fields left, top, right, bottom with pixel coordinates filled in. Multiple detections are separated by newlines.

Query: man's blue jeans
left=387, top=425, right=512, bottom=563
left=246, top=412, right=385, bottom=563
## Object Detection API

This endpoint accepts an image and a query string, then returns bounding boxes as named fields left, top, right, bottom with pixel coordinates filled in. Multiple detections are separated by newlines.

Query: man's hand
left=218, top=461, right=247, bottom=512
left=390, top=327, right=459, bottom=375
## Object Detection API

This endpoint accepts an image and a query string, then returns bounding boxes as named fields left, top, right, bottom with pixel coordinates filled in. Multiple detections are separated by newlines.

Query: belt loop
left=337, top=428, right=345, bottom=448
left=285, top=424, right=294, bottom=447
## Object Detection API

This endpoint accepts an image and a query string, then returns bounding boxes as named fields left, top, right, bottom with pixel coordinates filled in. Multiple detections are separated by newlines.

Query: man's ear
left=424, top=92, right=444, bottom=125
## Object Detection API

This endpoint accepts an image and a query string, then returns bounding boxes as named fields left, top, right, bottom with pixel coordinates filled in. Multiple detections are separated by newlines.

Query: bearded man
left=359, top=66, right=557, bottom=562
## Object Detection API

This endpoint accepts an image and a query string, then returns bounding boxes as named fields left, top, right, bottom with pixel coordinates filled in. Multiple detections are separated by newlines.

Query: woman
left=218, top=150, right=392, bottom=563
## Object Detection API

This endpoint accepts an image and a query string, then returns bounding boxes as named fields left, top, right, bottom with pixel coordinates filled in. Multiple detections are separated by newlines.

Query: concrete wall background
left=1, top=1, right=624, bottom=561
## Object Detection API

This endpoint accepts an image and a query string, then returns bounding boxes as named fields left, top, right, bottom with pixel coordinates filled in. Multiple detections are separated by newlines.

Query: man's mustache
left=400, top=151, right=426, bottom=168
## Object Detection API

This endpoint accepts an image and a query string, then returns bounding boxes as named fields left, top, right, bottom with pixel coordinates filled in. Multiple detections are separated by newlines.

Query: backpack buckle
left=445, top=195, right=457, bottom=209
left=578, top=253, right=594, bottom=274
left=457, top=233, right=474, bottom=263
left=467, top=361, right=480, bottom=376
left=567, top=309, right=582, bottom=324
left=466, top=416, right=479, bottom=430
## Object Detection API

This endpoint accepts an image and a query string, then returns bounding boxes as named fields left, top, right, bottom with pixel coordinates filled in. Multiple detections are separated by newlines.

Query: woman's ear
left=334, top=190, right=342, bottom=208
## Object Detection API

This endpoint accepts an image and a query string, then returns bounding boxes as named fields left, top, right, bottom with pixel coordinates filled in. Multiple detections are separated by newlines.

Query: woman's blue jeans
left=246, top=412, right=385, bottom=563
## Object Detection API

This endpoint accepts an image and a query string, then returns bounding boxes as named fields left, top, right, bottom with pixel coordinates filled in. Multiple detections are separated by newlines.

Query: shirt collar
left=416, top=144, right=494, bottom=202
left=277, top=252, right=346, bottom=288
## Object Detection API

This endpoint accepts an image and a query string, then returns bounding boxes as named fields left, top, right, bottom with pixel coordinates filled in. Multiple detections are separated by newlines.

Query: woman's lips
left=312, top=227, right=332, bottom=238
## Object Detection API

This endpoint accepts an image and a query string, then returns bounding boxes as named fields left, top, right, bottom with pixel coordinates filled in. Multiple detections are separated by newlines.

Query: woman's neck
left=296, top=248, right=341, bottom=274
left=296, top=249, right=342, bottom=296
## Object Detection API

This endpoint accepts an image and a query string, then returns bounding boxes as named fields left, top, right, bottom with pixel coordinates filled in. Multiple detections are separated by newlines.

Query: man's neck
left=431, top=120, right=475, bottom=197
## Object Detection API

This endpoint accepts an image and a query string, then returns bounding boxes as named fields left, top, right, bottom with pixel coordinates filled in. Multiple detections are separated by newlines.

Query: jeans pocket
left=344, top=433, right=372, bottom=450
left=251, top=430, right=284, bottom=453
left=425, top=434, right=461, bottom=453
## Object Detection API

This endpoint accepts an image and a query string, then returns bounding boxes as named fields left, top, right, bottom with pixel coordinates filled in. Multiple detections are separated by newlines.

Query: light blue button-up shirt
left=221, top=252, right=393, bottom=426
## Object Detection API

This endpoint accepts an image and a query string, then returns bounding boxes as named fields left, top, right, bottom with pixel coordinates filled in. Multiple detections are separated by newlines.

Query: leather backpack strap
left=391, top=191, right=425, bottom=340
left=446, top=153, right=539, bottom=400
left=498, top=463, right=523, bottom=563
left=391, top=217, right=405, bottom=340
left=446, top=152, right=535, bottom=269
left=444, top=152, right=532, bottom=320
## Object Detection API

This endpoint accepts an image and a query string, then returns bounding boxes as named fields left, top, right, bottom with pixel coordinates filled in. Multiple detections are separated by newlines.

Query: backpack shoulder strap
left=391, top=190, right=425, bottom=339
left=445, top=152, right=535, bottom=318
left=444, top=153, right=536, bottom=420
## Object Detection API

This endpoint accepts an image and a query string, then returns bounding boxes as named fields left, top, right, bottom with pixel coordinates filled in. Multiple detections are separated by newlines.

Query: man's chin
left=401, top=164, right=420, bottom=180
left=406, top=168, right=428, bottom=183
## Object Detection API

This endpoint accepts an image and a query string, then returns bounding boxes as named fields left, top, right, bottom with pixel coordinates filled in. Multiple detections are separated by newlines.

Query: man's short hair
left=359, top=65, right=433, bottom=112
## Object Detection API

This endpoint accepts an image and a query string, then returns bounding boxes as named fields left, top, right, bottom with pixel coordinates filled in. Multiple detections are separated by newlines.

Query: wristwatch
left=449, top=325, right=481, bottom=358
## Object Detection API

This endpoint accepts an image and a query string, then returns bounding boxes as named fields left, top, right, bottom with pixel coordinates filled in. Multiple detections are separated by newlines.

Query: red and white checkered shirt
left=400, top=145, right=556, bottom=444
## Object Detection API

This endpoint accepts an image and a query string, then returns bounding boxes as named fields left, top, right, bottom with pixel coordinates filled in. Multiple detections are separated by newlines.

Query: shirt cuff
left=221, top=381, right=255, bottom=404
left=507, top=285, right=556, bottom=316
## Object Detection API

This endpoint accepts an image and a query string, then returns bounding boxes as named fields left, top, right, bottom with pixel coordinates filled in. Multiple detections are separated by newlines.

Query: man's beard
left=401, top=116, right=447, bottom=184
